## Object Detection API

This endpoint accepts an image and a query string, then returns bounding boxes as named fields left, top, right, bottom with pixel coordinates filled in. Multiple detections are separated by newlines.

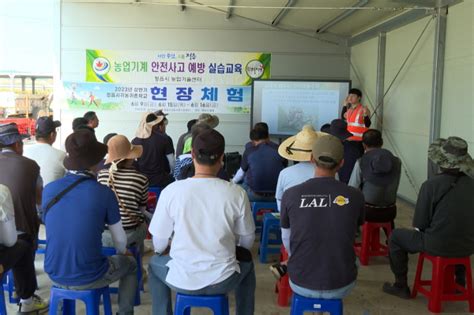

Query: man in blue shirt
left=234, top=123, right=287, bottom=201
left=43, top=130, right=137, bottom=315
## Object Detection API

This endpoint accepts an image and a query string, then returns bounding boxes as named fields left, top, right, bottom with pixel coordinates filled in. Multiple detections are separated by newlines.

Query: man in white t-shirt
left=148, top=129, right=256, bottom=315
left=24, top=116, right=65, bottom=186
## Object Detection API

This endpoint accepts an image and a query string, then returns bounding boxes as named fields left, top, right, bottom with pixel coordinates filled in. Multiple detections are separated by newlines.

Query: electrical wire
left=349, top=15, right=436, bottom=196
left=369, top=15, right=435, bottom=120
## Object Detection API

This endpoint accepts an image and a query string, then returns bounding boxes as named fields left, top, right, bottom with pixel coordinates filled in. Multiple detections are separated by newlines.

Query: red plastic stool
left=275, top=245, right=292, bottom=307
left=411, top=253, right=474, bottom=313
left=354, top=221, right=392, bottom=265
left=145, top=192, right=158, bottom=240
left=147, top=192, right=158, bottom=210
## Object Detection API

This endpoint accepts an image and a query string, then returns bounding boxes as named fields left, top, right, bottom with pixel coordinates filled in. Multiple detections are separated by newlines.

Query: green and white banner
left=78, top=49, right=271, bottom=112
left=85, top=49, right=271, bottom=85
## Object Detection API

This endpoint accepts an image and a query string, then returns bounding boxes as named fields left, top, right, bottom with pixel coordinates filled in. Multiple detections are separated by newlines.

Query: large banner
left=71, top=49, right=271, bottom=113
left=85, top=49, right=271, bottom=85
left=63, top=82, right=251, bottom=113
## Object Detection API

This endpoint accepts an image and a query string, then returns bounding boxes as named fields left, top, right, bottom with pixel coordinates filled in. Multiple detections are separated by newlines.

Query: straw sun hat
left=105, top=135, right=143, bottom=164
left=278, top=125, right=327, bottom=162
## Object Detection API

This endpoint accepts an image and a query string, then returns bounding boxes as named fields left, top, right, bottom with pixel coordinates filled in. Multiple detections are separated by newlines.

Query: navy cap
left=36, top=116, right=61, bottom=136
left=0, top=123, right=25, bottom=146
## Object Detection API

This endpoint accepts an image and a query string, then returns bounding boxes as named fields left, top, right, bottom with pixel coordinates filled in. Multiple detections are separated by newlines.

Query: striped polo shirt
left=98, top=168, right=149, bottom=229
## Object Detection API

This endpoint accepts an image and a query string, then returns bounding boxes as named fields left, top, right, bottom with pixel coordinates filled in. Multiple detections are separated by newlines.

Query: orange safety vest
left=346, top=104, right=368, bottom=141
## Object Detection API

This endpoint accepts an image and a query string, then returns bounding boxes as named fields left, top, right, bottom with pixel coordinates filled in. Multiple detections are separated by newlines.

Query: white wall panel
left=59, top=2, right=350, bottom=152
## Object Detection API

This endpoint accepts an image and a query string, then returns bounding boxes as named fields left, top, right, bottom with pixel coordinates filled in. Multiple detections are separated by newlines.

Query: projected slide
left=252, top=80, right=350, bottom=136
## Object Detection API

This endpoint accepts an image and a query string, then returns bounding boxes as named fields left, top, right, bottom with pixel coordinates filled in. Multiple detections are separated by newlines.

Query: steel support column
left=31, top=78, right=36, bottom=94
left=428, top=6, right=448, bottom=178
left=375, top=32, right=386, bottom=130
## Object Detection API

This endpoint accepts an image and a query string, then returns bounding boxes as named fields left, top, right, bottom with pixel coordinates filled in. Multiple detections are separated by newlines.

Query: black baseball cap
left=192, top=129, right=225, bottom=162
left=36, top=116, right=61, bottom=136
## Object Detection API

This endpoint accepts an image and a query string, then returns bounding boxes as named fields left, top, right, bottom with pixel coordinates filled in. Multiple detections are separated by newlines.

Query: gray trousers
left=54, top=255, right=137, bottom=315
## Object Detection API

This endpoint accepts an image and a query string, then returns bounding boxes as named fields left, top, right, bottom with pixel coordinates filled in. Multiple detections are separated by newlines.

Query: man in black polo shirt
left=280, top=134, right=365, bottom=299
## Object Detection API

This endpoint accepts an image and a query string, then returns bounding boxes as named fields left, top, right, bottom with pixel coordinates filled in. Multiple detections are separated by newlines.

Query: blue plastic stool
left=49, top=286, right=112, bottom=315
left=36, top=238, right=47, bottom=255
left=0, top=272, right=7, bottom=315
left=259, top=213, right=282, bottom=263
left=175, top=293, right=229, bottom=315
left=2, top=270, right=18, bottom=304
left=290, top=294, right=343, bottom=315
left=149, top=186, right=162, bottom=200
left=101, top=246, right=142, bottom=306
left=251, top=202, right=278, bottom=233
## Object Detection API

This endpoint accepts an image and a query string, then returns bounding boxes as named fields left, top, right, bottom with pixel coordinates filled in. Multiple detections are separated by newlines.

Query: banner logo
left=92, top=57, right=110, bottom=76
left=245, top=60, right=265, bottom=79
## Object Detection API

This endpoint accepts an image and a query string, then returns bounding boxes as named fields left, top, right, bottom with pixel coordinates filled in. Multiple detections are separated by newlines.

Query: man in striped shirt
left=97, top=135, right=149, bottom=253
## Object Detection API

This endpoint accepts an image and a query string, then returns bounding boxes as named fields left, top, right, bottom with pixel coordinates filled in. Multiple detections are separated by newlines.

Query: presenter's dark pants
left=339, top=140, right=364, bottom=183
left=0, top=236, right=37, bottom=299
left=388, top=228, right=466, bottom=286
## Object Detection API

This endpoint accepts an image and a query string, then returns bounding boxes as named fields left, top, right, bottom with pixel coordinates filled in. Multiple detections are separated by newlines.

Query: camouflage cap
left=428, top=136, right=473, bottom=178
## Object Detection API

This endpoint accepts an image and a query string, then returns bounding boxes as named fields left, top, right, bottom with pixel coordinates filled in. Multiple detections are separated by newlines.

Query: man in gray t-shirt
left=349, top=129, right=401, bottom=223
left=281, top=135, right=365, bottom=298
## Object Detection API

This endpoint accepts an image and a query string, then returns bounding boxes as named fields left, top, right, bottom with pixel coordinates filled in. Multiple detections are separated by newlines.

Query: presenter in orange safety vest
left=339, top=88, right=372, bottom=183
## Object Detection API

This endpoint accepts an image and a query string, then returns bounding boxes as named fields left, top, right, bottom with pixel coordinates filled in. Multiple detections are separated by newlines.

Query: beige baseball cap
left=312, top=134, right=344, bottom=167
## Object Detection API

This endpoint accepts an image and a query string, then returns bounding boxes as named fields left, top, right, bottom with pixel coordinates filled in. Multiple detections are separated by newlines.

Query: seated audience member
left=383, top=136, right=474, bottom=299
left=72, top=117, right=93, bottom=132
left=0, top=184, right=48, bottom=313
left=280, top=135, right=364, bottom=299
left=175, top=119, right=197, bottom=157
left=349, top=129, right=401, bottom=224
left=174, top=123, right=209, bottom=180
left=132, top=112, right=174, bottom=188
left=24, top=116, right=66, bottom=186
left=0, top=123, right=46, bottom=312
left=245, top=122, right=269, bottom=150
left=174, top=123, right=229, bottom=181
left=233, top=124, right=287, bottom=201
left=96, top=133, right=118, bottom=171
left=325, top=119, right=362, bottom=184
left=275, top=125, right=326, bottom=210
left=148, top=129, right=256, bottom=315
left=181, top=113, right=219, bottom=154
left=98, top=135, right=149, bottom=254
left=320, top=123, right=331, bottom=133
left=83, top=111, right=99, bottom=130
left=103, top=132, right=118, bottom=145
left=233, top=123, right=270, bottom=180
left=154, top=110, right=175, bottom=151
left=270, top=125, right=326, bottom=278
left=42, top=130, right=137, bottom=315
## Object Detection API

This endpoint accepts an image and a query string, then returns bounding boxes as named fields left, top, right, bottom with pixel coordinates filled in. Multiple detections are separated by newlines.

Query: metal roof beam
left=349, top=9, right=433, bottom=46
left=226, top=0, right=235, bottom=20
left=316, top=0, right=369, bottom=34
left=271, top=0, right=296, bottom=27
left=179, top=0, right=185, bottom=11
left=392, top=0, right=460, bottom=8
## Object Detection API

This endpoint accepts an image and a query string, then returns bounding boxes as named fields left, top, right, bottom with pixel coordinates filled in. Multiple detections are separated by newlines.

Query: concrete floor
left=5, top=198, right=473, bottom=314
